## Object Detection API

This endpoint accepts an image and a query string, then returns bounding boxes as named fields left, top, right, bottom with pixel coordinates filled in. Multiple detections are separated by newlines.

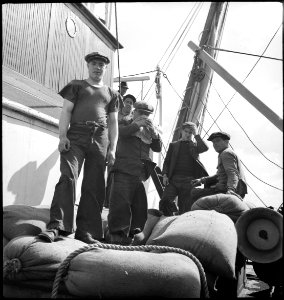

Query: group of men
left=39, top=51, right=247, bottom=246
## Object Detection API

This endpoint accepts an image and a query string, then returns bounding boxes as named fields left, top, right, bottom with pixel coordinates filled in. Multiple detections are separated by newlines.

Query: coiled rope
left=51, top=243, right=209, bottom=298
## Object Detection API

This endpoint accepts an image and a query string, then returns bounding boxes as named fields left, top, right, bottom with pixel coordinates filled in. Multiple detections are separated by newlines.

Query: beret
left=207, top=131, right=231, bottom=141
left=123, top=94, right=136, bottom=103
left=182, top=121, right=196, bottom=129
left=134, top=101, right=154, bottom=113
left=84, top=52, right=110, bottom=64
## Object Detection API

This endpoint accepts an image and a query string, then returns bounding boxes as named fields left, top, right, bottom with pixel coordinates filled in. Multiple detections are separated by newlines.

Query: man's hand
left=58, top=137, right=70, bottom=153
left=192, top=126, right=197, bottom=136
left=133, top=116, right=152, bottom=128
left=163, top=174, right=169, bottom=186
left=191, top=178, right=202, bottom=187
left=106, top=148, right=116, bottom=167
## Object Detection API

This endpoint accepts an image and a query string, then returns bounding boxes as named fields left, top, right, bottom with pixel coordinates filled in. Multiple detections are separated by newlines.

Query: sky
left=96, top=2, right=283, bottom=209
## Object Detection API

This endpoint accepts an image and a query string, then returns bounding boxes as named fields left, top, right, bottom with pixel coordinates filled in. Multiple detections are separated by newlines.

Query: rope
left=51, top=243, right=209, bottom=298
left=3, top=258, right=22, bottom=280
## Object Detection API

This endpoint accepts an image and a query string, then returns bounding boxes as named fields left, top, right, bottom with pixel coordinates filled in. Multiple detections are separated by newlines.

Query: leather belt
left=72, top=121, right=105, bottom=128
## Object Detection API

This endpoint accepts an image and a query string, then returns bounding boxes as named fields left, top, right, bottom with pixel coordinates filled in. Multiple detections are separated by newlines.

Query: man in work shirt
left=191, top=131, right=247, bottom=202
left=107, top=101, right=162, bottom=245
left=159, top=121, right=209, bottom=216
left=39, top=52, right=119, bottom=244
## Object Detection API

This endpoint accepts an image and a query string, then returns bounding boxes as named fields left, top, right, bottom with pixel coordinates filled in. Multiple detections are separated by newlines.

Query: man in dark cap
left=39, top=51, right=120, bottom=244
left=118, top=81, right=129, bottom=97
left=158, top=121, right=209, bottom=216
left=107, top=101, right=162, bottom=245
left=191, top=131, right=247, bottom=202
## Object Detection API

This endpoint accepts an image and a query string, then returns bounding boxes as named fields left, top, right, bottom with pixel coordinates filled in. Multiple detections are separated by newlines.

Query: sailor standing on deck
left=38, top=52, right=119, bottom=244
left=191, top=131, right=247, bottom=202
left=107, top=101, right=162, bottom=245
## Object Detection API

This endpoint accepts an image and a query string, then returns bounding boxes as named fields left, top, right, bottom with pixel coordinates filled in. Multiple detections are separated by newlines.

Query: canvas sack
left=64, top=247, right=201, bottom=298
left=3, top=235, right=86, bottom=281
left=191, top=193, right=250, bottom=222
left=147, top=210, right=237, bottom=278
left=3, top=205, right=50, bottom=240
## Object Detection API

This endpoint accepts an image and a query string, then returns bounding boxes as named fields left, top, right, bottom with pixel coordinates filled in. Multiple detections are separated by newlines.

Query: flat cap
left=182, top=121, right=196, bottom=129
left=120, top=81, right=129, bottom=89
left=123, top=94, right=136, bottom=103
left=134, top=101, right=154, bottom=113
left=85, top=52, right=110, bottom=64
left=207, top=131, right=230, bottom=141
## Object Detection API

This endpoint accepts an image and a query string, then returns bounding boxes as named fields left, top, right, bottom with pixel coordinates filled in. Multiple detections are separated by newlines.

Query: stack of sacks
left=191, top=193, right=256, bottom=222
left=64, top=247, right=201, bottom=298
left=3, top=235, right=86, bottom=281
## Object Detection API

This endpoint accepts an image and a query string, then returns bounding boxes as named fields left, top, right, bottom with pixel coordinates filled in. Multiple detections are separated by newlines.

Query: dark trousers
left=159, top=175, right=194, bottom=216
left=107, top=172, right=148, bottom=238
left=47, top=124, right=107, bottom=239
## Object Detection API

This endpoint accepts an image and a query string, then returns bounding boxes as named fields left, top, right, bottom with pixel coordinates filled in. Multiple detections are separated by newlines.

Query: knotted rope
left=51, top=243, right=209, bottom=298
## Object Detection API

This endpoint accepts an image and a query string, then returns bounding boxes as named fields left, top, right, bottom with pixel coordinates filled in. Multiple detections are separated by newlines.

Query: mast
left=172, top=2, right=229, bottom=141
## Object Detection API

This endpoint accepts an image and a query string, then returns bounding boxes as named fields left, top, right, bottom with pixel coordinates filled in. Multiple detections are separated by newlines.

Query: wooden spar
left=172, top=2, right=229, bottom=141
left=188, top=41, right=283, bottom=132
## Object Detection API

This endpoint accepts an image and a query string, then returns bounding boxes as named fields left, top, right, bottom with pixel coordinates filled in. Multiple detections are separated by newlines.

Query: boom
left=188, top=41, right=283, bottom=132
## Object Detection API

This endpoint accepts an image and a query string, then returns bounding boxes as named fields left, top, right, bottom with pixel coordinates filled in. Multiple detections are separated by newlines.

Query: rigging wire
left=205, top=22, right=283, bottom=134
left=141, top=2, right=203, bottom=102
left=114, top=3, right=121, bottom=87
left=162, top=3, right=204, bottom=71
left=157, top=2, right=201, bottom=67
left=203, top=46, right=283, bottom=61
left=204, top=74, right=283, bottom=170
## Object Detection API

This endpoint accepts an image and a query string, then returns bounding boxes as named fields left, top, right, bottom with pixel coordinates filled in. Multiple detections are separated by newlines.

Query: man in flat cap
left=107, top=101, right=162, bottom=245
left=159, top=122, right=209, bottom=216
left=191, top=131, right=247, bottom=202
left=39, top=51, right=120, bottom=244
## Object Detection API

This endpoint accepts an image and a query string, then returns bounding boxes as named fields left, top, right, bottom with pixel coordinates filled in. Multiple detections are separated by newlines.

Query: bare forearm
left=108, top=117, right=118, bottom=152
left=59, top=111, right=72, bottom=138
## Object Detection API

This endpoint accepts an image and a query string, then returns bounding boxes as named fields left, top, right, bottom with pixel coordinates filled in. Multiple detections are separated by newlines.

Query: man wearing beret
left=107, top=101, right=162, bottom=245
left=39, top=52, right=119, bottom=244
left=159, top=122, right=209, bottom=216
left=191, top=131, right=247, bottom=202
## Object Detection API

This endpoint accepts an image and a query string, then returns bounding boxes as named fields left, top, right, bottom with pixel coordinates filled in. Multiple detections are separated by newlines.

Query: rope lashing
left=51, top=243, right=209, bottom=298
left=3, top=258, right=22, bottom=280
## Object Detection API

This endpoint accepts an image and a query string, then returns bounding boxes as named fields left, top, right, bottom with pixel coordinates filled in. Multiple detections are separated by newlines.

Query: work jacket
left=111, top=119, right=162, bottom=180
left=162, top=135, right=209, bottom=180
